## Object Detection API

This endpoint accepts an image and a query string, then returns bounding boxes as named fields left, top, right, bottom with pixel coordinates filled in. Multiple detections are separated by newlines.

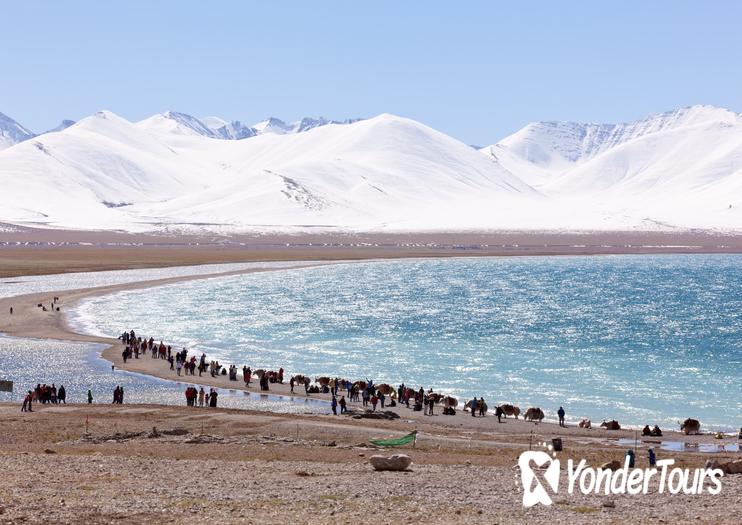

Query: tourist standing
left=87, top=389, right=93, bottom=404
left=58, top=385, right=66, bottom=404
left=21, top=390, right=32, bottom=412
left=557, top=406, right=566, bottom=427
left=209, top=388, right=218, bottom=408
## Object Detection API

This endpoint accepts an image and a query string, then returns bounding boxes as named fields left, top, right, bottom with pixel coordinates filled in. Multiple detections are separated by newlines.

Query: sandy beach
left=1, top=240, right=740, bottom=524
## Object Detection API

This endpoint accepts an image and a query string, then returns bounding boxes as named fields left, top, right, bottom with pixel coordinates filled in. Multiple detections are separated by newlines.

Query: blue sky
left=2, top=1, right=741, bottom=144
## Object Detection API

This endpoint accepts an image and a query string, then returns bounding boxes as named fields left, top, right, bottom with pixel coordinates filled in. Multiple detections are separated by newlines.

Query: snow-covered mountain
left=0, top=105, right=740, bottom=232
left=200, top=117, right=257, bottom=140
left=251, top=116, right=361, bottom=135
left=481, top=105, right=740, bottom=186
left=0, top=112, right=35, bottom=151
left=0, top=110, right=535, bottom=231
left=478, top=105, right=742, bottom=230
left=135, top=112, right=361, bottom=141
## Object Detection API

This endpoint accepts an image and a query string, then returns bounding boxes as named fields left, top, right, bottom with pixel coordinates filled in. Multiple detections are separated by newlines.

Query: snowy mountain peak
left=0, top=111, right=35, bottom=150
left=252, top=116, right=292, bottom=135
left=251, top=116, right=363, bottom=135
left=45, top=120, right=76, bottom=134
left=201, top=117, right=257, bottom=140
left=137, top=111, right=219, bottom=138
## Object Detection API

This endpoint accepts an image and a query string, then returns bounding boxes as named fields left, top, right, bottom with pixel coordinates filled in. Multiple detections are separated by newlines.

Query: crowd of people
left=184, top=386, right=219, bottom=407
left=29, top=383, right=67, bottom=404
left=18, top=328, right=580, bottom=428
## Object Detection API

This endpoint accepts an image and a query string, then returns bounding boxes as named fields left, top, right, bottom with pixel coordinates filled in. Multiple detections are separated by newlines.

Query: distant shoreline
left=1, top=226, right=742, bottom=277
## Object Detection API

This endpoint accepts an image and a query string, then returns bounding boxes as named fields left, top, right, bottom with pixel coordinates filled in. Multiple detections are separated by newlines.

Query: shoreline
left=3, top=228, right=742, bottom=277
left=1, top=259, right=739, bottom=438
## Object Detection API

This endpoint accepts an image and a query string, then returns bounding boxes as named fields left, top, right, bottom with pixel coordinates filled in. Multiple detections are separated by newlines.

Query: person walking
left=495, top=404, right=504, bottom=423
left=339, top=396, right=347, bottom=414
left=648, top=448, right=656, bottom=468
left=557, top=406, right=566, bottom=427
left=198, top=387, right=205, bottom=407
left=470, top=397, right=478, bottom=417
left=87, top=389, right=93, bottom=404
left=331, top=395, right=338, bottom=415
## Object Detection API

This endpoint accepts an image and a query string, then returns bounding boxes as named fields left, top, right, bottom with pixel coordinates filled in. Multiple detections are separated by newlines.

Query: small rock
left=44, top=449, right=56, bottom=454
left=358, top=453, right=365, bottom=457
left=603, top=500, right=616, bottom=508
left=370, top=454, right=413, bottom=471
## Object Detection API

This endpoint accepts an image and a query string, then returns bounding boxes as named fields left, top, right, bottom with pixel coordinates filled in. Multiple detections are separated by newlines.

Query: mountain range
left=0, top=105, right=740, bottom=233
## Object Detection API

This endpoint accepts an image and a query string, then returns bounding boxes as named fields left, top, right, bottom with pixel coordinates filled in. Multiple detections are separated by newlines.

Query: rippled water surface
left=0, top=335, right=330, bottom=413
left=70, top=255, right=742, bottom=430
left=0, top=261, right=312, bottom=299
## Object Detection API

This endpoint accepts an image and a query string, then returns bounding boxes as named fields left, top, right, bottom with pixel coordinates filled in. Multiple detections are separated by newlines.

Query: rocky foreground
left=0, top=403, right=739, bottom=524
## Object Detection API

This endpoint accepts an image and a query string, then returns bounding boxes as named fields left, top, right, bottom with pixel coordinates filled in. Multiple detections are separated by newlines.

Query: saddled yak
left=375, top=383, right=394, bottom=395
left=291, top=374, right=308, bottom=384
left=600, top=419, right=621, bottom=431
left=679, top=418, right=700, bottom=435
left=523, top=407, right=544, bottom=422
left=464, top=399, right=488, bottom=412
left=441, top=396, right=458, bottom=410
left=499, top=404, right=520, bottom=419
left=578, top=418, right=592, bottom=429
left=314, top=376, right=331, bottom=386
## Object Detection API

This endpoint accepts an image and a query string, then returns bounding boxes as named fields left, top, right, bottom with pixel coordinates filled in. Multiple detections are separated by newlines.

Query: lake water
left=69, top=255, right=742, bottom=431
left=0, top=335, right=330, bottom=413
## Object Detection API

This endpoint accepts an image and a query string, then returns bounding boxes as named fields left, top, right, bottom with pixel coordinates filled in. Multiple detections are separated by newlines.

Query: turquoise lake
left=69, top=255, right=742, bottom=430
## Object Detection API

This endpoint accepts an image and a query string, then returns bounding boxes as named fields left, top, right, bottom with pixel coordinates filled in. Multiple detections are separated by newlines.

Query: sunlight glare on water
left=69, top=255, right=742, bottom=430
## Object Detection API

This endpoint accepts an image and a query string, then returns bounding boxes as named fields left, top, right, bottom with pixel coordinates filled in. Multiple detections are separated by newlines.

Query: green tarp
left=369, top=430, right=417, bottom=447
